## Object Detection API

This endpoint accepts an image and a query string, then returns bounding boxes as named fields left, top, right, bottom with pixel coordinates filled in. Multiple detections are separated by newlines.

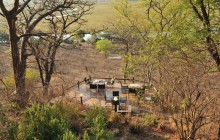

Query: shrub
left=15, top=103, right=76, bottom=140
left=7, top=122, right=19, bottom=140
left=0, top=103, right=19, bottom=140
left=95, top=40, right=115, bottom=57
left=1, top=74, right=14, bottom=89
left=61, top=130, right=78, bottom=140
left=90, top=115, right=112, bottom=140
left=55, top=101, right=80, bottom=120
left=84, top=106, right=113, bottom=140
left=83, top=131, right=90, bottom=140
left=84, top=106, right=108, bottom=127
left=25, top=68, right=39, bottom=87
left=0, top=104, right=6, bottom=137
left=108, top=112, right=120, bottom=125
left=55, top=101, right=82, bottom=135
left=144, top=114, right=158, bottom=126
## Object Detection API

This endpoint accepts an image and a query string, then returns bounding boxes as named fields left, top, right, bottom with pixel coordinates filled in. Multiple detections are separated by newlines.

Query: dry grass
left=54, top=43, right=124, bottom=84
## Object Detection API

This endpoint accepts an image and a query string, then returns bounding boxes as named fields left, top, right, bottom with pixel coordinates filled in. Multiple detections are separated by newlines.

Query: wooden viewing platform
left=62, top=76, right=151, bottom=114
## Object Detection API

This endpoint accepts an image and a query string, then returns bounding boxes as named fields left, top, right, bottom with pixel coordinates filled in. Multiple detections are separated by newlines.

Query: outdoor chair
left=90, top=84, right=97, bottom=89
left=129, top=88, right=136, bottom=94
left=98, top=84, right=105, bottom=89
left=113, top=91, right=119, bottom=96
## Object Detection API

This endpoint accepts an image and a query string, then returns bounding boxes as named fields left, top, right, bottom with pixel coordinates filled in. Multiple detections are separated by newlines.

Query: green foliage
left=15, top=103, right=75, bottom=140
left=136, top=88, right=145, bottom=103
left=7, top=122, right=19, bottom=140
left=1, top=74, right=14, bottom=89
left=84, top=106, right=108, bottom=127
left=84, top=106, right=113, bottom=140
left=83, top=131, right=90, bottom=140
left=0, top=104, right=6, bottom=137
left=95, top=40, right=115, bottom=57
left=144, top=114, right=158, bottom=126
left=1, top=68, right=39, bottom=89
left=90, top=115, right=113, bottom=140
left=55, top=101, right=80, bottom=120
left=0, top=103, right=19, bottom=140
left=61, top=131, right=78, bottom=140
left=26, top=68, right=39, bottom=86
left=55, top=102, right=81, bottom=134
left=180, top=98, right=188, bottom=109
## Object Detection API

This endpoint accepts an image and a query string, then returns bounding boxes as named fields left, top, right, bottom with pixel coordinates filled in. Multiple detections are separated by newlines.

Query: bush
left=26, top=68, right=39, bottom=86
left=83, top=131, right=90, bottom=140
left=15, top=103, right=76, bottom=140
left=84, top=106, right=108, bottom=127
left=95, top=40, right=115, bottom=57
left=55, top=101, right=81, bottom=134
left=7, top=122, right=19, bottom=140
left=90, top=115, right=113, bottom=140
left=144, top=114, right=158, bottom=126
left=108, top=112, right=120, bottom=125
left=0, top=103, right=19, bottom=140
left=55, top=101, right=80, bottom=120
left=0, top=104, right=6, bottom=137
left=84, top=106, right=113, bottom=140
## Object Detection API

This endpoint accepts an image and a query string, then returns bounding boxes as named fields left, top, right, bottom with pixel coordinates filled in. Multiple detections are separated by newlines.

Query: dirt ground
left=53, top=43, right=124, bottom=88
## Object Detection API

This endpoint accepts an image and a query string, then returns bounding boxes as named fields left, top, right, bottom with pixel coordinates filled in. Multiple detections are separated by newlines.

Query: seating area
left=77, top=78, right=147, bottom=114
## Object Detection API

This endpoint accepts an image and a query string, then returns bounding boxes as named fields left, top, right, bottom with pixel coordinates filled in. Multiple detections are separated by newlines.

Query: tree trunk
left=124, top=43, right=129, bottom=83
left=123, top=61, right=128, bottom=83
left=42, top=84, right=49, bottom=96
left=206, top=36, right=220, bottom=70
left=189, top=132, right=196, bottom=140
left=8, top=17, right=27, bottom=106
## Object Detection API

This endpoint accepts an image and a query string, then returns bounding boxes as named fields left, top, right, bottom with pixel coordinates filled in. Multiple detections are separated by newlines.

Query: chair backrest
left=113, top=91, right=119, bottom=96
left=90, top=84, right=97, bottom=89
left=129, top=88, right=136, bottom=93
left=98, top=84, right=105, bottom=89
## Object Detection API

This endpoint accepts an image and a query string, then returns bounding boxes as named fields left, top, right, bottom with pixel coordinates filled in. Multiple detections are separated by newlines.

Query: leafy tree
left=29, top=7, right=92, bottom=95
left=0, top=0, right=93, bottom=106
left=95, top=40, right=115, bottom=57
left=185, top=0, right=220, bottom=70
left=110, top=1, right=144, bottom=81
left=112, top=0, right=220, bottom=139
